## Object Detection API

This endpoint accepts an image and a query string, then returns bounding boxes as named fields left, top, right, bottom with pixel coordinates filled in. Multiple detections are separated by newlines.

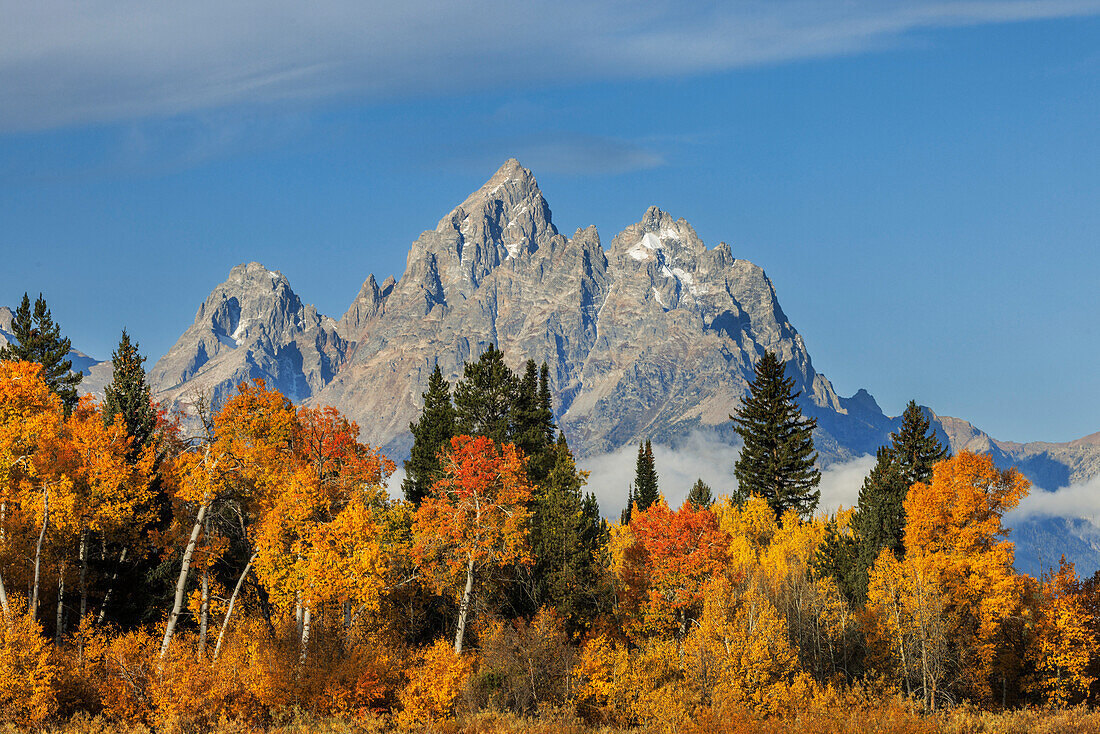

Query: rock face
left=148, top=262, right=349, bottom=416
left=143, top=160, right=1099, bottom=492
left=314, top=160, right=919, bottom=462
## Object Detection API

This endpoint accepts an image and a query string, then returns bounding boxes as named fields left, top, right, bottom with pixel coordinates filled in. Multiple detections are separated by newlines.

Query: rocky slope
left=147, top=262, right=350, bottom=417
left=138, top=160, right=1097, bottom=492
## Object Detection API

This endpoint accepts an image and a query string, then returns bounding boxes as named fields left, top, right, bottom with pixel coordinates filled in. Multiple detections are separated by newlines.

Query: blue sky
left=0, top=1, right=1097, bottom=443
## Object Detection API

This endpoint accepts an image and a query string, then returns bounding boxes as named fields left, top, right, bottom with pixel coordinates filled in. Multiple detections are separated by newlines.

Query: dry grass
left=8, top=705, right=1100, bottom=734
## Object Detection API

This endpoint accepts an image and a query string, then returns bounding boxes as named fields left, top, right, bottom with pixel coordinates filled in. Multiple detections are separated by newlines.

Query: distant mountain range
left=4, top=160, right=1097, bottom=574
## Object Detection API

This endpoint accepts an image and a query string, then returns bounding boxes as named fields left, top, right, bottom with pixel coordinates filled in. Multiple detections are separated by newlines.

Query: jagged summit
left=149, top=261, right=348, bottom=412
left=140, top=160, right=1099, bottom=491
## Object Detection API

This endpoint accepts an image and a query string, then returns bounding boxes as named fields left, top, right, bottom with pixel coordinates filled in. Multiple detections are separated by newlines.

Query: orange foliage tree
left=1026, top=558, right=1098, bottom=706
left=621, top=499, right=730, bottom=637
left=413, top=435, right=533, bottom=653
left=868, top=451, right=1029, bottom=707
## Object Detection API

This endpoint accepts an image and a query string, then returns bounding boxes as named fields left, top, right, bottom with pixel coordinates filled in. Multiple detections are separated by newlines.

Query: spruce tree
left=891, top=400, right=949, bottom=487
left=103, top=330, right=157, bottom=462
left=851, top=446, right=909, bottom=561
left=512, top=360, right=557, bottom=484
left=532, top=434, right=611, bottom=632
left=453, top=344, right=518, bottom=445
left=0, top=293, right=82, bottom=413
left=633, top=440, right=659, bottom=511
left=731, top=351, right=820, bottom=519
left=403, top=365, right=456, bottom=505
left=687, top=478, right=714, bottom=509
left=620, top=484, right=635, bottom=525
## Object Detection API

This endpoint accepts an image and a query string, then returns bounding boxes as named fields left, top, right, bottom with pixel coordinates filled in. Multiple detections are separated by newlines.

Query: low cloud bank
left=579, top=432, right=876, bottom=519
left=1009, top=473, right=1100, bottom=524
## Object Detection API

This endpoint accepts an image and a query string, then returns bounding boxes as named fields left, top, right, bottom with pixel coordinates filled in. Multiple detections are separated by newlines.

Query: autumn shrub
left=474, top=608, right=575, bottom=715
left=398, top=639, right=478, bottom=728
left=0, top=606, right=60, bottom=727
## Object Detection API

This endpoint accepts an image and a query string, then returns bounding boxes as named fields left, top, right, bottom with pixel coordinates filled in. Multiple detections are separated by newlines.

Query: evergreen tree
left=532, top=434, right=611, bottom=632
left=403, top=365, right=456, bottom=504
left=731, top=351, right=820, bottom=519
left=851, top=446, right=909, bottom=560
left=687, top=478, right=714, bottom=509
left=103, top=330, right=157, bottom=462
left=453, top=344, right=519, bottom=445
left=891, top=400, right=949, bottom=487
left=633, top=440, right=659, bottom=511
left=812, top=518, right=862, bottom=604
left=620, top=484, right=635, bottom=525
left=512, top=360, right=556, bottom=484
left=0, top=292, right=82, bottom=413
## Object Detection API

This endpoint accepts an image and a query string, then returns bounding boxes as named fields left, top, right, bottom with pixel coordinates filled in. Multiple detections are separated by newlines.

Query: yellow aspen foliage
left=898, top=451, right=1029, bottom=704
left=1027, top=558, right=1099, bottom=706
left=0, top=601, right=59, bottom=726
left=684, top=576, right=811, bottom=716
left=397, top=638, right=476, bottom=727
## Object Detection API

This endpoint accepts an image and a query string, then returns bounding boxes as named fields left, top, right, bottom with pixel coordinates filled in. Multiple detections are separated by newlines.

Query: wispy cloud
left=3, top=0, right=1098, bottom=132
left=445, top=132, right=667, bottom=176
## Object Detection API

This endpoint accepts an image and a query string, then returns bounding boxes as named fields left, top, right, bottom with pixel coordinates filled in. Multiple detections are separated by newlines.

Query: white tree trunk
left=159, top=501, right=209, bottom=660
left=213, top=553, right=255, bottom=663
left=298, top=606, right=312, bottom=667
left=97, top=547, right=127, bottom=625
left=454, top=557, right=476, bottom=655
left=30, top=489, right=49, bottom=617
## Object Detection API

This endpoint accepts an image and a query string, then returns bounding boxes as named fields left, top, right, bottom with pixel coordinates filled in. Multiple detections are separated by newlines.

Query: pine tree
left=731, top=351, right=820, bottom=519
left=852, top=446, right=909, bottom=560
left=103, top=330, right=157, bottom=461
left=891, top=400, right=949, bottom=487
left=812, top=518, right=861, bottom=603
left=0, top=293, right=82, bottom=413
left=512, top=360, right=556, bottom=484
left=453, top=344, right=519, bottom=445
left=621, top=484, right=635, bottom=525
left=633, top=440, right=659, bottom=511
left=403, top=365, right=456, bottom=504
left=687, top=478, right=714, bottom=509
left=532, top=434, right=611, bottom=631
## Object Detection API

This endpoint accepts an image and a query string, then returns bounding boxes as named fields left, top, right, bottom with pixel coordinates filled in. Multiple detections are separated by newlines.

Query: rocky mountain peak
left=429, top=159, right=557, bottom=272
left=149, top=262, right=348, bottom=415
left=0, top=306, right=12, bottom=334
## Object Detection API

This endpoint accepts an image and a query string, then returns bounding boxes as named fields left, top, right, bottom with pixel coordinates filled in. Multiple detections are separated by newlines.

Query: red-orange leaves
left=413, top=435, right=533, bottom=652
left=625, top=500, right=730, bottom=637
left=414, top=435, right=533, bottom=578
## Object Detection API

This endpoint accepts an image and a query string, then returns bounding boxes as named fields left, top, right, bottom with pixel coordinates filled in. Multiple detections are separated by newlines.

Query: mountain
left=1, top=305, right=112, bottom=397
left=142, top=160, right=1099, bottom=494
left=147, top=262, right=350, bottom=418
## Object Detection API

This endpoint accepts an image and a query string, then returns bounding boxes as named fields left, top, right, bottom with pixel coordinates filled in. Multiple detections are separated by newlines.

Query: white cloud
left=1009, top=473, right=1100, bottom=524
left=817, top=454, right=877, bottom=515
left=2, top=0, right=1098, bottom=131
left=578, top=431, right=876, bottom=519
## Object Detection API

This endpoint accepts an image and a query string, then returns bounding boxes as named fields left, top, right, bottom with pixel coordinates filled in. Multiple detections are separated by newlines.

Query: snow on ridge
left=652, top=286, right=666, bottom=308
left=628, top=232, right=664, bottom=261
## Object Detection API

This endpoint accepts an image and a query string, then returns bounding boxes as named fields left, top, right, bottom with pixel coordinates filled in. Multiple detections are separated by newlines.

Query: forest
left=1, top=297, right=1100, bottom=734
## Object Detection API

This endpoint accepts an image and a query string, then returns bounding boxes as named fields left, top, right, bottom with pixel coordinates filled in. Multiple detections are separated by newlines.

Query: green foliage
left=512, top=360, right=557, bottom=485
left=0, top=292, right=82, bottom=413
left=403, top=365, right=456, bottom=505
left=531, top=435, right=612, bottom=632
left=892, top=400, right=949, bottom=487
left=633, top=440, right=659, bottom=512
left=453, top=344, right=520, bottom=445
left=687, top=478, right=714, bottom=509
left=103, top=329, right=157, bottom=461
left=731, top=351, right=820, bottom=519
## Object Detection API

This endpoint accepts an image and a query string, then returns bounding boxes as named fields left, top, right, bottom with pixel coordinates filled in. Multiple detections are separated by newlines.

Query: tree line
left=0, top=293, right=1098, bottom=732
